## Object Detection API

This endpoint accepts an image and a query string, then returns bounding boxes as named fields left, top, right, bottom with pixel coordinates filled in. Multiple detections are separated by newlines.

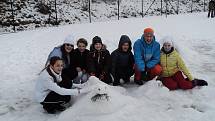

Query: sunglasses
left=65, top=44, right=74, bottom=47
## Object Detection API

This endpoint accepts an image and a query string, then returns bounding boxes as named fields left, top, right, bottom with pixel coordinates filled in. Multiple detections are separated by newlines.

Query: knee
left=150, top=64, right=162, bottom=76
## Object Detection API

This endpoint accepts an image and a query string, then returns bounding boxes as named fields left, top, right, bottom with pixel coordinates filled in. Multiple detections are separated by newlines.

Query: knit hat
left=64, top=34, right=75, bottom=45
left=161, top=36, right=174, bottom=47
left=92, top=36, right=102, bottom=44
left=144, top=28, right=154, bottom=35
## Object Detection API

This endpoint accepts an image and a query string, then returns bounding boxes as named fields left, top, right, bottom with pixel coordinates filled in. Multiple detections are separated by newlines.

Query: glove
left=73, top=83, right=87, bottom=89
left=141, top=71, right=147, bottom=81
left=192, top=79, right=208, bottom=86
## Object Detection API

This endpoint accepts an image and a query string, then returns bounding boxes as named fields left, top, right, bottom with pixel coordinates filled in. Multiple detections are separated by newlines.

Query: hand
left=76, top=67, right=82, bottom=72
left=73, top=83, right=87, bottom=89
left=80, top=87, right=91, bottom=94
left=82, top=69, right=86, bottom=73
left=90, top=72, right=95, bottom=76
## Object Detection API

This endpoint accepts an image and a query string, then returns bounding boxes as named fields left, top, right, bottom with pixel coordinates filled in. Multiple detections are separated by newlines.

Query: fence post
left=203, top=0, right=205, bottom=12
left=89, top=0, right=91, bottom=23
left=177, top=0, right=179, bottom=14
left=165, top=0, right=168, bottom=18
left=54, top=0, right=58, bottom=25
left=191, top=0, right=193, bottom=13
left=118, top=0, right=119, bottom=20
left=10, top=0, right=15, bottom=32
left=161, top=0, right=163, bottom=16
left=142, top=0, right=143, bottom=17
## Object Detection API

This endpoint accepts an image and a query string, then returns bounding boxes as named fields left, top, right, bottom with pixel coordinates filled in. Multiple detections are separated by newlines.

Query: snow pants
left=134, top=64, right=162, bottom=81
left=41, top=79, right=73, bottom=112
left=161, top=71, right=194, bottom=90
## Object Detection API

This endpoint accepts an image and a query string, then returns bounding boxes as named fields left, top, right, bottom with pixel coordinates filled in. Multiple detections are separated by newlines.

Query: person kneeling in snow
left=159, top=36, right=208, bottom=90
left=111, top=35, right=134, bottom=86
left=35, top=56, right=90, bottom=114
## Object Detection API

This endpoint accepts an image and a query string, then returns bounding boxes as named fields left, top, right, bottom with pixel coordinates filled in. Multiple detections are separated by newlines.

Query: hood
left=118, top=35, right=132, bottom=51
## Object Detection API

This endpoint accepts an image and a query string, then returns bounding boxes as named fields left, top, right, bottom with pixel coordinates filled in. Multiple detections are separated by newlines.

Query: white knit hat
left=64, top=34, right=75, bottom=45
left=161, top=36, right=174, bottom=47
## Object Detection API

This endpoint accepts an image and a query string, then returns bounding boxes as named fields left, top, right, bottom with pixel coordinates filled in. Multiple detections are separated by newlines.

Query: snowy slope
left=0, top=0, right=209, bottom=32
left=0, top=12, right=215, bottom=121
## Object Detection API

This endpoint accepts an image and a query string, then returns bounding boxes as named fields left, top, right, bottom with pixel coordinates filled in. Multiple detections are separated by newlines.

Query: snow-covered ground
left=0, top=12, right=215, bottom=121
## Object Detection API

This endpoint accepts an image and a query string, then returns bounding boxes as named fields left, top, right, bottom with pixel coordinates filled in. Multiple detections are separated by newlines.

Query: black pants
left=208, top=10, right=214, bottom=18
left=41, top=79, right=73, bottom=112
left=113, top=68, right=133, bottom=84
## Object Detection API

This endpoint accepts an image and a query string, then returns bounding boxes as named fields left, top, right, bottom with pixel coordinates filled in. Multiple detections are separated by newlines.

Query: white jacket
left=35, top=67, right=79, bottom=102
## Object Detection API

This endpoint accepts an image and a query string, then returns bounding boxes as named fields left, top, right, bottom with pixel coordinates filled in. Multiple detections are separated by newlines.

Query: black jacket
left=73, top=48, right=89, bottom=71
left=111, top=35, right=134, bottom=77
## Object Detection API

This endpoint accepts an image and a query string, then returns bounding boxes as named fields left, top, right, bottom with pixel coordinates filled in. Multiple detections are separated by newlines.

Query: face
left=163, top=42, right=172, bottom=52
left=77, top=42, right=86, bottom=52
left=64, top=43, right=74, bottom=53
left=144, top=34, right=153, bottom=44
left=121, top=43, right=129, bottom=52
left=50, top=60, right=63, bottom=74
left=94, top=43, right=102, bottom=51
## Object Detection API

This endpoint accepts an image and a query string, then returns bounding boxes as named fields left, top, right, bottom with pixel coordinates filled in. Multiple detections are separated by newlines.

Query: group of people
left=208, top=0, right=215, bottom=18
left=35, top=27, right=208, bottom=114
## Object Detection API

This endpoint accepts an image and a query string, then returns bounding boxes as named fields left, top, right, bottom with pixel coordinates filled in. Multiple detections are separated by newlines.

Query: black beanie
left=92, top=36, right=102, bottom=44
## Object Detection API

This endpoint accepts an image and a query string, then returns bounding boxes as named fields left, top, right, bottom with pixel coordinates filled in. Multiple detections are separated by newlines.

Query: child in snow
left=35, top=56, right=90, bottom=114
left=133, top=28, right=162, bottom=85
left=87, top=36, right=112, bottom=84
left=73, top=38, right=90, bottom=84
left=111, top=35, right=134, bottom=86
left=45, top=35, right=77, bottom=82
left=159, top=36, right=208, bottom=90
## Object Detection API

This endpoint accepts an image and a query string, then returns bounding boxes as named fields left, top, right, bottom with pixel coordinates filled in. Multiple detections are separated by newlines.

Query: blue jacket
left=133, top=35, right=160, bottom=71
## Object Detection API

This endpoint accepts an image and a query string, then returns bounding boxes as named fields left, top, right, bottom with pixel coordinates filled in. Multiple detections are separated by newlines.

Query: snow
left=0, top=12, right=215, bottom=121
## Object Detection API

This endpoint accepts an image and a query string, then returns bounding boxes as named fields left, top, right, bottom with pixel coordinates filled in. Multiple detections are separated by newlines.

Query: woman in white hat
left=45, top=34, right=77, bottom=82
left=159, top=36, right=208, bottom=90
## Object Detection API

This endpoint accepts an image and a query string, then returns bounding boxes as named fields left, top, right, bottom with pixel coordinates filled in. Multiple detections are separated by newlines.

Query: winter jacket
left=160, top=48, right=194, bottom=81
left=46, top=45, right=75, bottom=69
left=209, top=0, right=215, bottom=10
left=35, top=67, right=78, bottom=102
left=73, top=48, right=90, bottom=71
left=111, top=37, right=134, bottom=78
left=45, top=45, right=78, bottom=80
left=133, top=35, right=160, bottom=72
left=87, top=47, right=112, bottom=83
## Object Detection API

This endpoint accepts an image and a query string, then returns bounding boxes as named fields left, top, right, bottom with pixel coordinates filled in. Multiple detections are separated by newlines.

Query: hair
left=49, top=56, right=63, bottom=66
left=77, top=38, right=88, bottom=46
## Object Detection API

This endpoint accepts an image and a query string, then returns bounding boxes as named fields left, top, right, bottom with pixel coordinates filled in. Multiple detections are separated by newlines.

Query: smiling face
left=94, top=43, right=102, bottom=51
left=50, top=60, right=63, bottom=74
left=64, top=43, right=74, bottom=53
left=144, top=34, right=153, bottom=44
left=163, top=42, right=172, bottom=52
left=78, top=42, right=87, bottom=52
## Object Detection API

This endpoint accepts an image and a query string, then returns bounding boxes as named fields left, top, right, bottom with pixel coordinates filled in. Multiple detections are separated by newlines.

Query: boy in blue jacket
left=133, top=28, right=162, bottom=85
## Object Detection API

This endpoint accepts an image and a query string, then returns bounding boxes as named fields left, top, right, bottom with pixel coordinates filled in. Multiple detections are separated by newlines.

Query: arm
left=45, top=47, right=62, bottom=67
left=44, top=78, right=79, bottom=96
left=176, top=53, right=194, bottom=81
left=146, top=43, right=160, bottom=69
left=103, top=50, right=111, bottom=74
left=110, top=51, right=117, bottom=77
left=133, top=41, right=145, bottom=71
